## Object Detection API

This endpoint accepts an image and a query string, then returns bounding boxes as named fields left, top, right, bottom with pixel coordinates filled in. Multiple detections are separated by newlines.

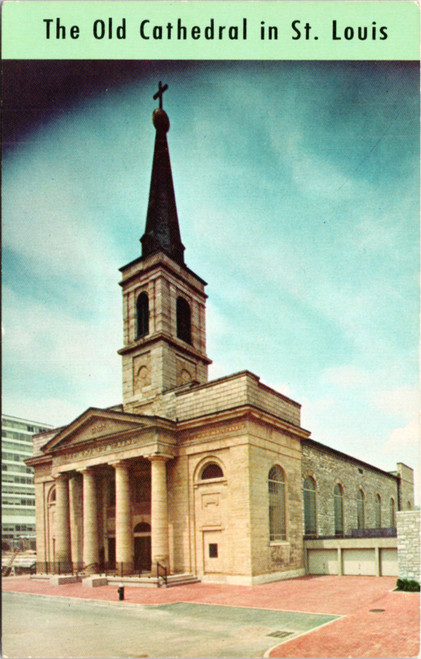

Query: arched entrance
left=133, top=522, right=151, bottom=573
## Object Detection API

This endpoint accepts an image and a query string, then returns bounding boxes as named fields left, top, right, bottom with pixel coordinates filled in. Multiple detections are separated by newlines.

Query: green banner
left=2, top=1, right=419, bottom=60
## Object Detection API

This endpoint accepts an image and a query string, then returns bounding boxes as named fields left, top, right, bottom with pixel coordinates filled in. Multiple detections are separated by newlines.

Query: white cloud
left=322, top=365, right=372, bottom=389
left=372, top=387, right=419, bottom=419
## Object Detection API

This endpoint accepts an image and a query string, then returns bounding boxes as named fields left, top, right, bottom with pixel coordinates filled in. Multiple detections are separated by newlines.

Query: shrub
left=396, top=578, right=420, bottom=592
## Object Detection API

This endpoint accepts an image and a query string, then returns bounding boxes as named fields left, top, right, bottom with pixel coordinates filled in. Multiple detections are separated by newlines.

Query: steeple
left=119, top=83, right=211, bottom=414
left=140, top=82, right=185, bottom=266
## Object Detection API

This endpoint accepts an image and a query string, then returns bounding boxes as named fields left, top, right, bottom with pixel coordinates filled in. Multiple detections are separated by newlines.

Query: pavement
left=2, top=574, right=420, bottom=658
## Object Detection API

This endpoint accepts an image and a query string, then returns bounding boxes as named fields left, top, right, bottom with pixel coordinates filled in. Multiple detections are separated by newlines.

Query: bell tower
left=118, top=83, right=211, bottom=415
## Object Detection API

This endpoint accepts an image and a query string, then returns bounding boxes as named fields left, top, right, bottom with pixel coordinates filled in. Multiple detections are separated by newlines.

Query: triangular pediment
left=42, top=408, right=151, bottom=453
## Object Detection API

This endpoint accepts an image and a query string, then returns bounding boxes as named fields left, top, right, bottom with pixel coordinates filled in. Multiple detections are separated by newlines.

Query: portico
left=33, top=408, right=176, bottom=575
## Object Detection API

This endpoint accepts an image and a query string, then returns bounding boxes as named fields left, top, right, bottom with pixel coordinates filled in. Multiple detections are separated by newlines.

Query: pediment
left=43, top=408, right=150, bottom=453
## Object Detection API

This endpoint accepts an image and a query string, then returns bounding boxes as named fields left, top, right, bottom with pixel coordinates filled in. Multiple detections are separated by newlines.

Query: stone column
left=69, top=474, right=83, bottom=570
left=114, top=461, right=133, bottom=575
left=82, top=468, right=99, bottom=572
left=54, top=473, right=71, bottom=572
left=150, top=456, right=169, bottom=570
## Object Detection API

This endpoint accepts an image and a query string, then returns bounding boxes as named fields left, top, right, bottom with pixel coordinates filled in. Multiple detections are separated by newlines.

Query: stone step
left=166, top=574, right=200, bottom=587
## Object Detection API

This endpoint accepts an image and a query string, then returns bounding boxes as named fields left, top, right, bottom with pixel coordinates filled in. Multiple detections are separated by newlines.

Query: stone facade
left=301, top=439, right=407, bottom=537
left=397, top=510, right=420, bottom=582
left=27, top=96, right=415, bottom=586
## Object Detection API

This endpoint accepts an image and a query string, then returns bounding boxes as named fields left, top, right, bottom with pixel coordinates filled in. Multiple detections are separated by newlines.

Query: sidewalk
left=3, top=574, right=420, bottom=657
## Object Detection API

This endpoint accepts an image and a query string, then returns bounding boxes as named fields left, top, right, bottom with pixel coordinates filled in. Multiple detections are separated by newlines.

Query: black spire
left=140, top=82, right=185, bottom=266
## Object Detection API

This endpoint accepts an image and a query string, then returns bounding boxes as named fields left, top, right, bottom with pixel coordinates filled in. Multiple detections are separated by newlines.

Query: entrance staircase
left=30, top=571, right=200, bottom=588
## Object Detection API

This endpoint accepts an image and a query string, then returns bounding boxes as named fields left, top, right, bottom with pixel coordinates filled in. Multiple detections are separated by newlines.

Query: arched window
left=375, top=494, right=382, bottom=528
left=390, top=498, right=396, bottom=527
left=48, top=487, right=56, bottom=504
left=303, top=476, right=317, bottom=536
left=134, top=522, right=151, bottom=534
left=268, top=465, right=286, bottom=542
left=334, top=484, right=344, bottom=536
left=136, top=292, right=149, bottom=339
left=357, top=489, right=365, bottom=530
left=201, top=463, right=224, bottom=480
left=176, top=297, right=192, bottom=344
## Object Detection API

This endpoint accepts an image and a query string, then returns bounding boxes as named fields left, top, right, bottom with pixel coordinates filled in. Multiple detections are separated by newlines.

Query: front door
left=134, top=536, right=151, bottom=573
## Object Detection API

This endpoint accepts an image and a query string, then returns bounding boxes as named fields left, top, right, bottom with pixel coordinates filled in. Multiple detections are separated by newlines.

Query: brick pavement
left=2, top=575, right=420, bottom=657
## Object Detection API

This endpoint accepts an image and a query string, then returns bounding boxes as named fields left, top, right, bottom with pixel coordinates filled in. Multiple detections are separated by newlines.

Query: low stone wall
left=397, top=509, right=420, bottom=582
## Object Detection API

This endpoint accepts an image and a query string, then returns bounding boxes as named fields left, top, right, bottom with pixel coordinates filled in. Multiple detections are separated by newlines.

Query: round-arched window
left=268, top=465, right=286, bottom=542
left=201, top=463, right=224, bottom=480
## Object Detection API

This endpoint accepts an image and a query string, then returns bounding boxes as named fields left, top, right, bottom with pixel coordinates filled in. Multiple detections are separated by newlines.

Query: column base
left=115, top=561, right=134, bottom=576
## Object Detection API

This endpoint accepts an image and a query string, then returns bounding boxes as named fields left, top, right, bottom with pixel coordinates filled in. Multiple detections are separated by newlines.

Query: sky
left=2, top=60, right=419, bottom=500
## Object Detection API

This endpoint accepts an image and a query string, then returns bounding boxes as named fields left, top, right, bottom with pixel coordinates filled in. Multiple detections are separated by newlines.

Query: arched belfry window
left=334, top=484, right=344, bottom=536
left=268, top=465, right=286, bottom=542
left=136, top=292, right=149, bottom=339
left=375, top=494, right=382, bottom=528
left=303, top=476, right=317, bottom=536
left=357, top=489, right=365, bottom=530
left=176, top=296, right=192, bottom=344
left=201, top=463, right=224, bottom=480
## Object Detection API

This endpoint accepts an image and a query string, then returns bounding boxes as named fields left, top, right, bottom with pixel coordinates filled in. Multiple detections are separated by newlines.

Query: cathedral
left=28, top=85, right=414, bottom=585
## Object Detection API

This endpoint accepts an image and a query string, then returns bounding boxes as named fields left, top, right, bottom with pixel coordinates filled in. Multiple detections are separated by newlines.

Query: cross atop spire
left=140, top=83, right=185, bottom=266
left=153, top=81, right=168, bottom=110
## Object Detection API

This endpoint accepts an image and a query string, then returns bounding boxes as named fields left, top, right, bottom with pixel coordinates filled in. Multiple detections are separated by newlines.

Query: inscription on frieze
left=54, top=435, right=142, bottom=466
left=185, top=423, right=245, bottom=442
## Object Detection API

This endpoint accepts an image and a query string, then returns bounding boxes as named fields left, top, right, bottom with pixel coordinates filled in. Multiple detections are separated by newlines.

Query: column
left=82, top=468, right=99, bottom=572
left=114, top=461, right=133, bottom=575
left=150, top=456, right=169, bottom=570
left=69, top=474, right=83, bottom=570
left=54, top=473, right=71, bottom=572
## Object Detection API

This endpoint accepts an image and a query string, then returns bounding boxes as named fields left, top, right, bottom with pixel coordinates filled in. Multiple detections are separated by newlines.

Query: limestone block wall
left=396, top=463, right=415, bottom=510
left=248, top=423, right=304, bottom=583
left=397, top=509, right=420, bottom=582
left=302, top=440, right=399, bottom=536
left=175, top=371, right=301, bottom=425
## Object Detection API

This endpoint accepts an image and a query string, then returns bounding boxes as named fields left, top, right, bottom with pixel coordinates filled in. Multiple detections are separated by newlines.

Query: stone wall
left=302, top=439, right=400, bottom=536
left=175, top=371, right=302, bottom=426
left=397, top=509, right=420, bottom=582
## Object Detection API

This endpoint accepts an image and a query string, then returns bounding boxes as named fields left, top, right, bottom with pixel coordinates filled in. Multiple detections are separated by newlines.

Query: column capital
left=149, top=454, right=170, bottom=464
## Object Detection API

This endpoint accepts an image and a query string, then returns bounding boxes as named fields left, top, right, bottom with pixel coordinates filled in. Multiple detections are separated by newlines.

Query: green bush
left=396, top=578, right=420, bottom=592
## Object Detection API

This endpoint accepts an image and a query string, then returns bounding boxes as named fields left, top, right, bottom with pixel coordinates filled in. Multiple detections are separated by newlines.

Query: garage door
left=380, top=548, right=398, bottom=576
left=343, top=548, right=375, bottom=575
left=307, top=549, right=338, bottom=575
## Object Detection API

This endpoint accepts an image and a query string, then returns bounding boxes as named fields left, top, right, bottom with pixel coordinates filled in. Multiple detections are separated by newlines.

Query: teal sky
left=2, top=61, right=419, bottom=498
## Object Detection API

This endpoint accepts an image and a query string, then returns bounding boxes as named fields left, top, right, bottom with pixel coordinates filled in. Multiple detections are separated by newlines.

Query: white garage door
left=380, top=548, right=398, bottom=576
left=308, top=549, right=338, bottom=575
left=343, top=548, right=375, bottom=575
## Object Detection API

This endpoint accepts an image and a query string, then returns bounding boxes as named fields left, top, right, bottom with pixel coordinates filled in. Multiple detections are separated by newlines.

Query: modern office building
left=2, top=414, right=53, bottom=549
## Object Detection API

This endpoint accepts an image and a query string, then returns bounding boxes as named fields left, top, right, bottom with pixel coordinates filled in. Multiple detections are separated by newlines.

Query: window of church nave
left=333, top=483, right=344, bottom=536
left=268, top=465, right=286, bottom=542
left=375, top=493, right=382, bottom=528
left=176, top=296, right=192, bottom=344
left=357, top=489, right=365, bottom=530
left=390, top=497, right=396, bottom=527
left=136, top=292, right=149, bottom=338
left=303, top=476, right=317, bottom=537
left=200, top=463, right=224, bottom=480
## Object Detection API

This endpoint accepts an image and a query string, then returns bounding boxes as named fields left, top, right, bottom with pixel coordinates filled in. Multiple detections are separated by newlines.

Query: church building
left=28, top=85, right=414, bottom=585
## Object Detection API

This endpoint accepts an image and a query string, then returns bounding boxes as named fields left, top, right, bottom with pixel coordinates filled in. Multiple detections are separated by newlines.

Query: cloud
left=322, top=365, right=372, bottom=389
left=383, top=420, right=420, bottom=452
left=371, top=387, right=419, bottom=419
